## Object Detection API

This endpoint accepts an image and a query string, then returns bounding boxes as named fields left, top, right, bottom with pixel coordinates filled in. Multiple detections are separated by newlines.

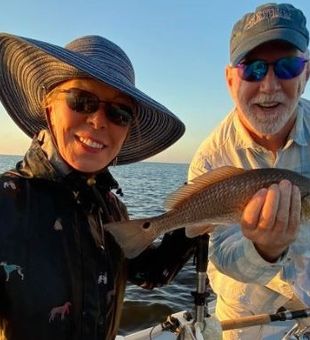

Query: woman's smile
left=76, top=135, right=106, bottom=150
left=48, top=78, right=131, bottom=172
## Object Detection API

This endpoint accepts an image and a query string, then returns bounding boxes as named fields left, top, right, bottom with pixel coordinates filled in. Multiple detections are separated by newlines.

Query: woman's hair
left=41, top=84, right=62, bottom=111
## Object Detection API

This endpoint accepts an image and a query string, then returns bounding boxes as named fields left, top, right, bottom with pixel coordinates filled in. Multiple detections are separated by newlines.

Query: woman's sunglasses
left=236, top=56, right=309, bottom=82
left=55, top=88, right=133, bottom=127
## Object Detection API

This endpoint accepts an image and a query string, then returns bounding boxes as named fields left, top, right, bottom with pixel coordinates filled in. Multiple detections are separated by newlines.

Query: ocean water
left=0, top=155, right=214, bottom=334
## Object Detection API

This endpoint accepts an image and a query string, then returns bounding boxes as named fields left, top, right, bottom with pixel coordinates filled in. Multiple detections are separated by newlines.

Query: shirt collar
left=38, top=129, right=72, bottom=176
left=288, top=101, right=309, bottom=147
left=232, top=110, right=264, bottom=151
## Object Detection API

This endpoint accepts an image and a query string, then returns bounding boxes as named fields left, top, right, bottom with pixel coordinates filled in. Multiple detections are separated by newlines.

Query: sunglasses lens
left=239, top=60, right=268, bottom=81
left=66, top=90, right=99, bottom=114
left=107, top=104, right=133, bottom=126
left=237, top=57, right=308, bottom=82
left=61, top=89, right=133, bottom=126
left=275, top=57, right=307, bottom=79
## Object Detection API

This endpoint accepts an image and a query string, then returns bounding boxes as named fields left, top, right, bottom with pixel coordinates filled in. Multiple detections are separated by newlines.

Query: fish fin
left=104, top=219, right=156, bottom=259
left=182, top=220, right=223, bottom=229
left=184, top=222, right=217, bottom=238
left=165, top=166, right=245, bottom=210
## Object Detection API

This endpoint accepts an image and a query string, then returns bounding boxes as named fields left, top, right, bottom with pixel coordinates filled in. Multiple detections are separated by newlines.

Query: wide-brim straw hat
left=0, top=33, right=185, bottom=165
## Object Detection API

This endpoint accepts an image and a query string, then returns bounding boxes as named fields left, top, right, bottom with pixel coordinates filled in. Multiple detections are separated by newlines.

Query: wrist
left=254, top=244, right=287, bottom=263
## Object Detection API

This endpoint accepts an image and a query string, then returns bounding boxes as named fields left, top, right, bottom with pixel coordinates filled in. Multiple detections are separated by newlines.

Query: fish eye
left=142, top=222, right=151, bottom=229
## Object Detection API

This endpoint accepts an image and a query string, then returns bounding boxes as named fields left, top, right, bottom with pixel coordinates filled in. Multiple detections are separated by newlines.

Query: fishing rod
left=174, top=235, right=211, bottom=339
left=157, top=308, right=310, bottom=339
left=174, top=235, right=211, bottom=340
left=221, top=308, right=310, bottom=331
left=193, top=235, right=210, bottom=324
left=117, top=308, right=310, bottom=339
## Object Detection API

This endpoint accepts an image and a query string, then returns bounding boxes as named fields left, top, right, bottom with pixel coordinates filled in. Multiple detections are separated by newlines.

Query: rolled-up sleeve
left=209, top=226, right=288, bottom=284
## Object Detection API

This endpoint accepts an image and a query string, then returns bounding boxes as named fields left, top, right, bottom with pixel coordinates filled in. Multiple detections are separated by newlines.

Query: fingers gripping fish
left=104, top=166, right=310, bottom=259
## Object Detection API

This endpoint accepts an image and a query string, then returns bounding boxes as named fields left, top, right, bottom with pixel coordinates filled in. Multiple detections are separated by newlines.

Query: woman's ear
left=123, top=103, right=137, bottom=144
left=46, top=103, right=56, bottom=125
left=45, top=106, right=51, bottom=118
left=45, top=105, right=56, bottom=135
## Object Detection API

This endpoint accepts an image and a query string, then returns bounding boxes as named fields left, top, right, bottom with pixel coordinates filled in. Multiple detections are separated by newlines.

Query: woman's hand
left=241, top=180, right=301, bottom=262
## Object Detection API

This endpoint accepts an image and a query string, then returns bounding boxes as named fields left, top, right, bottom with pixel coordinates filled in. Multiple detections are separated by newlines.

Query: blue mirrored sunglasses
left=236, top=56, right=309, bottom=82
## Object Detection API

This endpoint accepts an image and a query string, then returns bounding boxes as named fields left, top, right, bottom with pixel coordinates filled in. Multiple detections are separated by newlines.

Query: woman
left=0, top=33, right=195, bottom=340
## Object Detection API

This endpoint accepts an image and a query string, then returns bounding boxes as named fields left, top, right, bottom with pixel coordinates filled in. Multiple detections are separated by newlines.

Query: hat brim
left=0, top=33, right=185, bottom=165
left=231, top=28, right=308, bottom=66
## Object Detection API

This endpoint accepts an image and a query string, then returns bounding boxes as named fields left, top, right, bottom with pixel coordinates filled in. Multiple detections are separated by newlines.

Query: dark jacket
left=0, top=138, right=195, bottom=340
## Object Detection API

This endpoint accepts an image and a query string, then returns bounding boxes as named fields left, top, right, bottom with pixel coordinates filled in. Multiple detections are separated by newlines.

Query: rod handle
left=221, top=314, right=271, bottom=331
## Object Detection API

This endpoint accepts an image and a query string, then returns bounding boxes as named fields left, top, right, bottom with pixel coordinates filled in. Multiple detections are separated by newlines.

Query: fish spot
left=142, top=221, right=151, bottom=229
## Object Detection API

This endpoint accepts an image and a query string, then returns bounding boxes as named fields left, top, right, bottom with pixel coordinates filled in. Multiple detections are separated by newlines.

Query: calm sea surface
left=0, top=155, right=214, bottom=334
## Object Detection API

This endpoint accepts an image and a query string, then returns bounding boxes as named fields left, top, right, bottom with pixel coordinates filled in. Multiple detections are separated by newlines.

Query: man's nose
left=259, top=66, right=281, bottom=93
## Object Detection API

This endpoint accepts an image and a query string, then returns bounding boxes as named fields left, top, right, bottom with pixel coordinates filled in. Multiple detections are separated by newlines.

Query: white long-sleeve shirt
left=188, top=98, right=310, bottom=313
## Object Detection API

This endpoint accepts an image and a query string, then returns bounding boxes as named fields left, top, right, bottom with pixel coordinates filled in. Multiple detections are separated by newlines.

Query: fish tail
left=105, top=219, right=155, bottom=259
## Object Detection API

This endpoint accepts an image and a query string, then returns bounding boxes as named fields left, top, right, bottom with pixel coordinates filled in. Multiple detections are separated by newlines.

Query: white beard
left=245, top=94, right=297, bottom=135
left=246, top=109, right=292, bottom=135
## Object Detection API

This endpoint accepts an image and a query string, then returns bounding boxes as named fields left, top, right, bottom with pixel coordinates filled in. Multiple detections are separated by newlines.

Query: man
left=188, top=3, right=310, bottom=339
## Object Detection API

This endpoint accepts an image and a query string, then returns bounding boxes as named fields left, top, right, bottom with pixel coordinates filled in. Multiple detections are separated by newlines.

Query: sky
left=1, top=0, right=310, bottom=164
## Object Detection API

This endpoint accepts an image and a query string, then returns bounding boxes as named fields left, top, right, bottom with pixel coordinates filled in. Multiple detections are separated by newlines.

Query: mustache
left=250, top=94, right=285, bottom=105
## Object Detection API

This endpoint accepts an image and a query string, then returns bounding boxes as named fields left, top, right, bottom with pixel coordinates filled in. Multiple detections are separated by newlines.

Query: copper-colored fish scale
left=155, top=168, right=310, bottom=231
left=104, top=167, right=310, bottom=259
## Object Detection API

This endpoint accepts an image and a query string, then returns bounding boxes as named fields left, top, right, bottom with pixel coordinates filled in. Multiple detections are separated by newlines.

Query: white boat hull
left=116, top=306, right=298, bottom=340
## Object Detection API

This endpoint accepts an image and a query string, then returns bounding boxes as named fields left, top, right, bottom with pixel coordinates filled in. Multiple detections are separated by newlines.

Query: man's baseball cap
left=230, top=3, right=309, bottom=66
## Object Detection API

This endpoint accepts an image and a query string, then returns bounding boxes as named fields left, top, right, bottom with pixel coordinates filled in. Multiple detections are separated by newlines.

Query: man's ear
left=225, top=65, right=235, bottom=98
left=299, top=61, right=310, bottom=96
left=226, top=65, right=233, bottom=86
left=306, top=61, right=310, bottom=81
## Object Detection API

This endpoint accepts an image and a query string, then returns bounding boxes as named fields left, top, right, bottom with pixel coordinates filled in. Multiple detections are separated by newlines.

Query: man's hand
left=241, top=180, right=301, bottom=262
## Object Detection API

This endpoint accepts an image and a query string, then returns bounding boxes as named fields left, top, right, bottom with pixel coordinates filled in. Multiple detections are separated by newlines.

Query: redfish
left=104, top=166, right=310, bottom=258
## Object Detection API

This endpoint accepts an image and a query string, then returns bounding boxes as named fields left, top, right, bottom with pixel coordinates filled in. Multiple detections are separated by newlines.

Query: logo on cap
left=245, top=6, right=292, bottom=30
